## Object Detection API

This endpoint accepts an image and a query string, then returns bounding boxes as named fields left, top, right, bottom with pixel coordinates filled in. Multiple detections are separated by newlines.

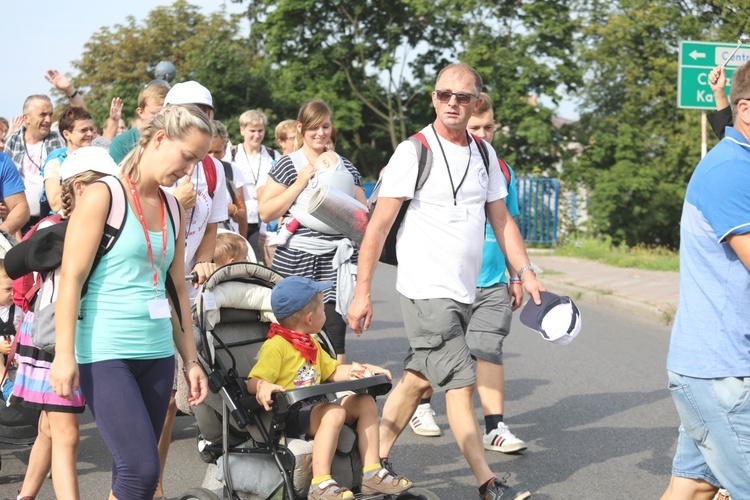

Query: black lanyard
left=431, top=124, right=471, bottom=206
left=241, top=145, right=261, bottom=185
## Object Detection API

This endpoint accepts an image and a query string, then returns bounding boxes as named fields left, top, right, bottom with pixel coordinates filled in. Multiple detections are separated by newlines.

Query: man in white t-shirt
left=348, top=63, right=544, bottom=500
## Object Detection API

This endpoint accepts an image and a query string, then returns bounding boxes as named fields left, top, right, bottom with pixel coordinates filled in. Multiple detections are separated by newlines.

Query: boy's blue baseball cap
left=271, top=276, right=332, bottom=319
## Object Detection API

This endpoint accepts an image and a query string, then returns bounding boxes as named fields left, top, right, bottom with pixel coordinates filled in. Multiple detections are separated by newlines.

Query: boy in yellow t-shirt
left=248, top=276, right=412, bottom=500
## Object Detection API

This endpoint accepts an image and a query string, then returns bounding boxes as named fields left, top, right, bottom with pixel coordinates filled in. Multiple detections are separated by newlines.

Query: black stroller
left=179, top=263, right=438, bottom=500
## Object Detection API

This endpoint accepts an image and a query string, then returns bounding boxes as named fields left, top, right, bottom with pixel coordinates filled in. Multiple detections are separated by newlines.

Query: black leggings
left=324, top=301, right=347, bottom=356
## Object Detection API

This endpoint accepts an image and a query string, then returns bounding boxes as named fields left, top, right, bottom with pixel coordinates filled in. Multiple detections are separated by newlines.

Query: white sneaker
left=408, top=403, right=441, bottom=437
left=483, top=422, right=527, bottom=453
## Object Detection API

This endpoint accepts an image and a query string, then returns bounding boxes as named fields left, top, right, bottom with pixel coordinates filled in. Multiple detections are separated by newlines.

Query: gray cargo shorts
left=465, top=284, right=513, bottom=365
left=399, top=294, right=475, bottom=391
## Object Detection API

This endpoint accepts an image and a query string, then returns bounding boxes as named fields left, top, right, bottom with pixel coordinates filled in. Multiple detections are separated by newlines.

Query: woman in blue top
left=50, top=105, right=210, bottom=500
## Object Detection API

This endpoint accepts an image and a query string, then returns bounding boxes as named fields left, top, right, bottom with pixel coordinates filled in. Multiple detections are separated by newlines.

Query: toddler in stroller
left=248, top=276, right=412, bottom=499
left=184, top=263, right=436, bottom=500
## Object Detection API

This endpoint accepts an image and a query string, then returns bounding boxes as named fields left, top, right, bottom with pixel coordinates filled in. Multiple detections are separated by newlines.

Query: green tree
left=244, top=0, right=469, bottom=175
left=568, top=0, right=750, bottom=247
left=68, top=0, right=264, bottom=136
left=460, top=0, right=582, bottom=173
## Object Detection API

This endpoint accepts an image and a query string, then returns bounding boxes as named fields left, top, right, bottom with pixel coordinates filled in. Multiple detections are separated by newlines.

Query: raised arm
left=101, top=98, right=123, bottom=141
left=45, top=69, right=86, bottom=110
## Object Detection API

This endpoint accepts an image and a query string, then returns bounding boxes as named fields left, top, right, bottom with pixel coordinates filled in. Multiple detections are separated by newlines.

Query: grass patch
left=555, top=236, right=679, bottom=272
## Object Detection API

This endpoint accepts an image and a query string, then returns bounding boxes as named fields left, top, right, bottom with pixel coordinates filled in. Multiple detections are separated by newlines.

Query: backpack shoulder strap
left=266, top=146, right=277, bottom=159
left=471, top=133, right=491, bottom=172
left=497, top=158, right=511, bottom=186
left=221, top=160, right=234, bottom=183
left=203, top=155, right=217, bottom=198
left=408, top=132, right=432, bottom=191
left=97, top=176, right=128, bottom=255
left=159, top=188, right=182, bottom=244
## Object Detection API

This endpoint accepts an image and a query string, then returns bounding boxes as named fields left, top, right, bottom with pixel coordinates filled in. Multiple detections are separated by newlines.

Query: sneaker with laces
left=409, top=403, right=441, bottom=437
left=482, top=477, right=531, bottom=500
left=483, top=422, right=527, bottom=453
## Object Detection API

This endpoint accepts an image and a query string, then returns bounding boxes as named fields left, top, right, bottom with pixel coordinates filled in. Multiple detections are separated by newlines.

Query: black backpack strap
left=470, top=133, right=491, bottom=173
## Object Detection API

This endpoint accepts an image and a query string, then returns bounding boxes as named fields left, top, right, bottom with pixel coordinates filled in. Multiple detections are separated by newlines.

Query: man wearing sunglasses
left=349, top=63, right=543, bottom=500
left=660, top=61, right=750, bottom=500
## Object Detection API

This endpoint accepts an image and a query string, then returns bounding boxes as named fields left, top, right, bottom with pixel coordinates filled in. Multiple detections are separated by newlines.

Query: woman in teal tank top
left=50, top=105, right=211, bottom=500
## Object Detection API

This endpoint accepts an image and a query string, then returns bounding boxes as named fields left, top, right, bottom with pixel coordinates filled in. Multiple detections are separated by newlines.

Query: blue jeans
left=668, top=371, right=750, bottom=498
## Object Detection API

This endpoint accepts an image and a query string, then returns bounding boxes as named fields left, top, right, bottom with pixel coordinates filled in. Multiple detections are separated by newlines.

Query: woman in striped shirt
left=258, top=99, right=366, bottom=362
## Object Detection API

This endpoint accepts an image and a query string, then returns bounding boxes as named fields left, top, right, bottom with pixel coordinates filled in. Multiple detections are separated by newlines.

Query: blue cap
left=271, top=276, right=332, bottom=319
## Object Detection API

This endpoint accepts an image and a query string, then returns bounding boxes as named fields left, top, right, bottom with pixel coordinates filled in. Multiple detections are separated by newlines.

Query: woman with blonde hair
left=50, top=106, right=210, bottom=500
left=259, top=98, right=366, bottom=362
left=8, top=147, right=119, bottom=500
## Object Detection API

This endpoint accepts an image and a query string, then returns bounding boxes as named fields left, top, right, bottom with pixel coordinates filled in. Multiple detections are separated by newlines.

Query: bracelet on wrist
left=509, top=278, right=522, bottom=285
left=516, top=264, right=536, bottom=281
left=182, top=359, right=201, bottom=373
left=68, top=89, right=79, bottom=99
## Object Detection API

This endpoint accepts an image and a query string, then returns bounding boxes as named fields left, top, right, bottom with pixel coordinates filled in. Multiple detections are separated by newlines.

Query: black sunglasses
left=434, top=90, right=477, bottom=106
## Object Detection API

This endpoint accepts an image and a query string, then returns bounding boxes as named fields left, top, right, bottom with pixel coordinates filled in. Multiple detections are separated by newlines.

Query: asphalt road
left=0, top=265, right=679, bottom=499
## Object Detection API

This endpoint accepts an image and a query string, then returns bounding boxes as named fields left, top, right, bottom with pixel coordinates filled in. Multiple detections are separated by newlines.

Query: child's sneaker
left=308, top=479, right=354, bottom=500
left=361, top=467, right=413, bottom=496
left=482, top=477, right=531, bottom=500
left=483, top=422, right=527, bottom=453
left=408, top=402, right=441, bottom=437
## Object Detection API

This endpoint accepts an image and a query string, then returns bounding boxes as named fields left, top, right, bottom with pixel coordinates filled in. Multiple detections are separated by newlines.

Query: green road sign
left=678, top=40, right=750, bottom=109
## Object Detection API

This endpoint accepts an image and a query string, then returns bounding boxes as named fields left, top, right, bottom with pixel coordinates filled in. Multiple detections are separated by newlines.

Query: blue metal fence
left=363, top=178, right=560, bottom=245
left=514, top=177, right=560, bottom=246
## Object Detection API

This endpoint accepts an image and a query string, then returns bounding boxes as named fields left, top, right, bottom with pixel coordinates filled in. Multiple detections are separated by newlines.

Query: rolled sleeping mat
left=307, top=184, right=369, bottom=243
left=289, top=170, right=356, bottom=234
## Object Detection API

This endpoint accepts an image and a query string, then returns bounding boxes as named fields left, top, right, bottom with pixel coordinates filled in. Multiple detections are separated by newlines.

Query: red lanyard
left=125, top=177, right=167, bottom=296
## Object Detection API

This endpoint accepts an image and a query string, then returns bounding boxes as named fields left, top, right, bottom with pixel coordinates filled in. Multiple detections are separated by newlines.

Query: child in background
left=0, top=260, right=20, bottom=401
left=268, top=151, right=342, bottom=247
left=214, top=232, right=252, bottom=267
left=247, top=276, right=413, bottom=500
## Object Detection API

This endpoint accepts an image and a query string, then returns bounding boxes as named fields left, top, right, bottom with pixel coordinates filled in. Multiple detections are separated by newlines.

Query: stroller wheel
left=179, top=487, right=222, bottom=500
left=393, top=487, right=441, bottom=500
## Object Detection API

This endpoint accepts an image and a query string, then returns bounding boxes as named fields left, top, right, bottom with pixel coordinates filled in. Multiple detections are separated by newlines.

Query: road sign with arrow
left=678, top=41, right=750, bottom=109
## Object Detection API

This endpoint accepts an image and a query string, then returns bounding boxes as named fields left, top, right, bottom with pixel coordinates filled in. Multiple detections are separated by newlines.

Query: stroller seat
left=185, top=263, right=407, bottom=500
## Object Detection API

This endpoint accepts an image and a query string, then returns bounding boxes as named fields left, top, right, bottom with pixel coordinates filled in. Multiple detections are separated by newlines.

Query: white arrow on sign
left=690, top=50, right=707, bottom=60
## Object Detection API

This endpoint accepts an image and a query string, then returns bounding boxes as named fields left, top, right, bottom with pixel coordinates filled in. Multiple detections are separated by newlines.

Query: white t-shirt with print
left=226, top=162, right=248, bottom=234
left=165, top=155, right=228, bottom=273
left=234, top=145, right=279, bottom=225
left=377, top=125, right=506, bottom=304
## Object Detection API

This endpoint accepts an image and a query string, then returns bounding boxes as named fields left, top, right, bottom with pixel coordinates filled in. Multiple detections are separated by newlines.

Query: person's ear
left=152, top=129, right=167, bottom=149
left=62, top=129, right=71, bottom=142
left=304, top=310, right=315, bottom=326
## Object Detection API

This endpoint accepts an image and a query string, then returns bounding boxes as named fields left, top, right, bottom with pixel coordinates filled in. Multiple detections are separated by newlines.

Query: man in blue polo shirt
left=0, top=151, right=30, bottom=238
left=661, top=60, right=750, bottom=500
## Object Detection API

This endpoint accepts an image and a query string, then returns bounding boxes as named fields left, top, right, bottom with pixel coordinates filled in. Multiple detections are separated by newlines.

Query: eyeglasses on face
left=434, top=90, right=477, bottom=105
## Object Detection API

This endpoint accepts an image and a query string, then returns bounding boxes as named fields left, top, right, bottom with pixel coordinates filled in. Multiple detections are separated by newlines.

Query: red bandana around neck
left=268, top=323, right=318, bottom=363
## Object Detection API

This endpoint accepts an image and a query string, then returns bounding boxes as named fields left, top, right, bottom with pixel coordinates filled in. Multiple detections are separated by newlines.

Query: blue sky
left=1, top=1, right=247, bottom=119
left=2, top=1, right=578, bottom=121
